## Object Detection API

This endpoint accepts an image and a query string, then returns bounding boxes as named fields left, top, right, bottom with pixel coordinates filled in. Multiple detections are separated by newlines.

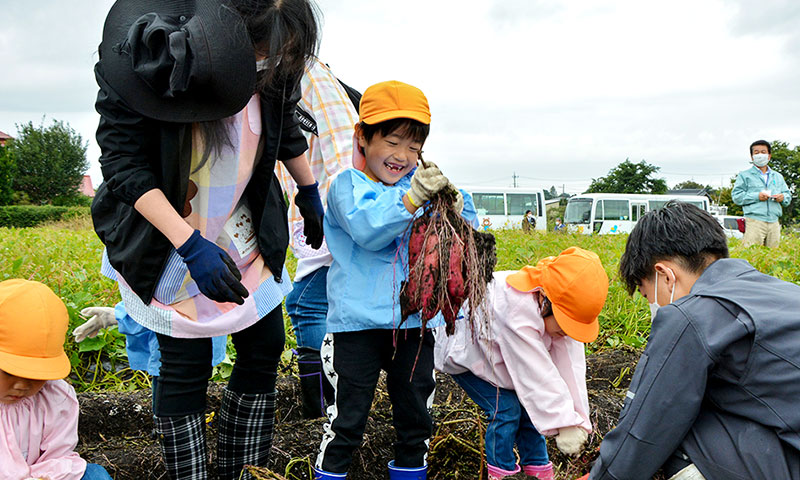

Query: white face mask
left=752, top=153, right=770, bottom=168
left=649, top=268, right=676, bottom=320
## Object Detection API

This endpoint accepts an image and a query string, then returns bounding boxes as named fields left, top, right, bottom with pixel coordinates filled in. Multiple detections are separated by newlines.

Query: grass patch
left=2, top=223, right=799, bottom=391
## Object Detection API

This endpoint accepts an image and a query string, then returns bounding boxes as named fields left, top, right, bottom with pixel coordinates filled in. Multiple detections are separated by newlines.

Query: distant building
left=79, top=175, right=95, bottom=197
left=0, top=130, right=11, bottom=147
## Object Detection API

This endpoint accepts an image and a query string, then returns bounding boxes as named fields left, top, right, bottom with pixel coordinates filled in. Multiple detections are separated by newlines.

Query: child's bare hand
left=555, top=426, right=588, bottom=456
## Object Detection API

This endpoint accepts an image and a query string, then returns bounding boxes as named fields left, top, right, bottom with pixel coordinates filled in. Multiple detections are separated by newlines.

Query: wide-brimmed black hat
left=99, top=0, right=256, bottom=122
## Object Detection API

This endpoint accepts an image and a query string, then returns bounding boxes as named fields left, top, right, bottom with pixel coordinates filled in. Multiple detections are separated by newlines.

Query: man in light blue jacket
left=732, top=139, right=791, bottom=247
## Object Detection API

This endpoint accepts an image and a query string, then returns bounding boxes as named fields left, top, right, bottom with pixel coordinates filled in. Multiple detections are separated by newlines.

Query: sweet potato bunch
left=399, top=188, right=496, bottom=334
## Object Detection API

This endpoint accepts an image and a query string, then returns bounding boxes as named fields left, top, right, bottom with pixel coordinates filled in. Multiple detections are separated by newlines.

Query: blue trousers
left=285, top=266, right=329, bottom=350
left=83, top=463, right=113, bottom=479
left=452, top=372, right=549, bottom=470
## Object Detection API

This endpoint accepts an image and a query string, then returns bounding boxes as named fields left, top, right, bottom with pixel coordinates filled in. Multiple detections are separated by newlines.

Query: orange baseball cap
left=359, top=80, right=431, bottom=126
left=506, top=247, right=608, bottom=343
left=0, top=279, right=71, bottom=380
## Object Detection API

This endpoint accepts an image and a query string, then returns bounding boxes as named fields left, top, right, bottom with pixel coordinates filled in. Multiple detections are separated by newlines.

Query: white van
left=564, top=193, right=710, bottom=235
left=464, top=187, right=547, bottom=231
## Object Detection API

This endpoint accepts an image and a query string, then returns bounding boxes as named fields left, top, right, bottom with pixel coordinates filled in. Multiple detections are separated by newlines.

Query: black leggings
left=153, top=305, right=285, bottom=416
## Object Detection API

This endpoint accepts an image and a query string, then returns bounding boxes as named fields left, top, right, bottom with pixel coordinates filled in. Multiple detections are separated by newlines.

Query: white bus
left=564, top=193, right=710, bottom=235
left=465, top=187, right=547, bottom=231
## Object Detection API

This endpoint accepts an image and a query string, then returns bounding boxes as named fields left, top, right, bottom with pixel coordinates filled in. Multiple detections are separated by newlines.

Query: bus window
left=649, top=200, right=667, bottom=211
left=473, top=193, right=505, bottom=216
left=565, top=198, right=592, bottom=224
left=507, top=193, right=538, bottom=216
left=599, top=199, right=629, bottom=220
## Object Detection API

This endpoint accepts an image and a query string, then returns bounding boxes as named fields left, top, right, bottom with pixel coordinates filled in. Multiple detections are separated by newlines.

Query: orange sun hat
left=506, top=247, right=609, bottom=343
left=0, top=279, right=71, bottom=380
left=358, top=80, right=431, bottom=126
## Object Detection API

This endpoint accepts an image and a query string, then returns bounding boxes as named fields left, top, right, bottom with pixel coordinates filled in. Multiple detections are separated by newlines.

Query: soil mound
left=77, top=349, right=641, bottom=479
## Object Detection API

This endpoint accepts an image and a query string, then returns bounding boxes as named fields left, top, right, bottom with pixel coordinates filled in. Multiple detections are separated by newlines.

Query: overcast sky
left=1, top=0, right=798, bottom=194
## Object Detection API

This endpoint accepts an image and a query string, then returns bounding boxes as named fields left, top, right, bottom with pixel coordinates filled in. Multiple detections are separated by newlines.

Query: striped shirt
left=275, top=59, right=358, bottom=281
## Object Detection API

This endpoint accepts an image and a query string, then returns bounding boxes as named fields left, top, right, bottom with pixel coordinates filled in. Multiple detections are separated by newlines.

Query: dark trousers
left=316, top=328, right=436, bottom=474
left=153, top=305, right=285, bottom=416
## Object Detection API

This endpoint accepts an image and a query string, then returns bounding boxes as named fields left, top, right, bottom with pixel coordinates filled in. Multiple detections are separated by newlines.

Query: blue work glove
left=176, top=230, right=249, bottom=304
left=295, top=181, right=325, bottom=249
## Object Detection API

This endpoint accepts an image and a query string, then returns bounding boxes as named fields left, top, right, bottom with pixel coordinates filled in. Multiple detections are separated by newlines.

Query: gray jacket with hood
left=590, top=258, right=800, bottom=480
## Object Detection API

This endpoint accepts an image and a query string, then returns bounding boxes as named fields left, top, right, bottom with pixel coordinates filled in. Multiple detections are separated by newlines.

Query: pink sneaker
left=523, top=462, right=554, bottom=480
left=487, top=463, right=521, bottom=480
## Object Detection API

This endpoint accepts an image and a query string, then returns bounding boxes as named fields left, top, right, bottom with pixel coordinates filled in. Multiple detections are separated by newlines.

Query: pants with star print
left=315, top=328, right=436, bottom=474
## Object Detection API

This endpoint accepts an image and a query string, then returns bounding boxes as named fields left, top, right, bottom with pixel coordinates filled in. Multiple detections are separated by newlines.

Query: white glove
left=555, top=426, right=588, bottom=456
left=407, top=161, right=448, bottom=207
left=451, top=185, right=464, bottom=214
left=73, top=307, right=118, bottom=342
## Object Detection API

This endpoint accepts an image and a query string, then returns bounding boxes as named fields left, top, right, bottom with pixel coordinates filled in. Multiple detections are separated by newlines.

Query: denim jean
left=82, top=463, right=113, bottom=480
left=452, top=371, right=549, bottom=470
left=285, top=266, right=329, bottom=350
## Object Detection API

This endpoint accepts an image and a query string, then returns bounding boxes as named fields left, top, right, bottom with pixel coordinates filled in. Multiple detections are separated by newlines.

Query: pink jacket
left=434, top=271, right=592, bottom=435
left=0, top=380, right=86, bottom=480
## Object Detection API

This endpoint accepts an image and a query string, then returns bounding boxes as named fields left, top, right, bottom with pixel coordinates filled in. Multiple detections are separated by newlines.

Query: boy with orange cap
left=435, top=247, right=609, bottom=480
left=0, top=279, right=112, bottom=480
left=313, top=80, right=477, bottom=480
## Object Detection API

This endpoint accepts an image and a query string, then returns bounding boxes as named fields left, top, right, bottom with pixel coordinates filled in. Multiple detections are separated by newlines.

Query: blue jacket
left=324, top=168, right=477, bottom=333
left=590, top=258, right=800, bottom=480
left=732, top=166, right=791, bottom=222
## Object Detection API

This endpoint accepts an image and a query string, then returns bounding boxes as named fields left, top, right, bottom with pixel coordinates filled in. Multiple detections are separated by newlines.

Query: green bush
left=0, top=205, right=89, bottom=227
left=52, top=194, right=93, bottom=207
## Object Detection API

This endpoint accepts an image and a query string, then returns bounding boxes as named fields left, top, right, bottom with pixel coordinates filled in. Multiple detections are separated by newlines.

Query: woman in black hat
left=92, top=1, right=323, bottom=478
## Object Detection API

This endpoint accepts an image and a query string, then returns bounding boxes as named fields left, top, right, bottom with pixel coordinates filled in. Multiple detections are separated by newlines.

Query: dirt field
left=77, top=349, right=641, bottom=480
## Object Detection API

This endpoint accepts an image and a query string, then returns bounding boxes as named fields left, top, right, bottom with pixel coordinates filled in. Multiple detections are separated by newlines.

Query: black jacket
left=91, top=62, right=308, bottom=304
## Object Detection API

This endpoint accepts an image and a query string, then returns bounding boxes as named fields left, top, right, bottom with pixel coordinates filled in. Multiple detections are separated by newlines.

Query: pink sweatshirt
left=0, top=380, right=87, bottom=480
left=434, top=271, right=592, bottom=435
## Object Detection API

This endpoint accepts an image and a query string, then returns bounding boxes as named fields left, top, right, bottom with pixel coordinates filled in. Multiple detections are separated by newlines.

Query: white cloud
left=1, top=0, right=798, bottom=194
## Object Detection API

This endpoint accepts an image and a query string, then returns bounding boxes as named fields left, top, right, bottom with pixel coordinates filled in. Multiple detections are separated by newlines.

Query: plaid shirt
left=275, top=59, right=358, bottom=260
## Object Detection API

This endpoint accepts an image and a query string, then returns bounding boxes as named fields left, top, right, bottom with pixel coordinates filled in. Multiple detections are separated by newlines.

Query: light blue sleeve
left=732, top=172, right=760, bottom=206
left=777, top=173, right=792, bottom=206
left=327, top=170, right=414, bottom=251
left=460, top=189, right=480, bottom=229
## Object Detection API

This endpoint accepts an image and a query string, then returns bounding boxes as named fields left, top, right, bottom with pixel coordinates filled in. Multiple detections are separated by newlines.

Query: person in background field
left=314, top=80, right=478, bottom=480
left=91, top=0, right=323, bottom=478
left=435, top=247, right=607, bottom=480
left=522, top=209, right=536, bottom=233
left=0, top=279, right=113, bottom=480
left=275, top=58, right=359, bottom=419
left=580, top=202, right=800, bottom=480
left=732, top=139, right=791, bottom=247
left=554, top=217, right=566, bottom=232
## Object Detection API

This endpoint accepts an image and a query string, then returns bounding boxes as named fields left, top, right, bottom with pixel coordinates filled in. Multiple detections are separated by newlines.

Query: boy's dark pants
left=317, top=328, right=436, bottom=474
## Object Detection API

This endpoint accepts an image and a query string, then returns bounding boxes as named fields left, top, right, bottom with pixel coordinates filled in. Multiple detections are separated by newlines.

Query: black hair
left=750, top=139, right=771, bottom=155
left=525, top=210, right=532, bottom=215
left=233, top=0, right=320, bottom=95
left=197, top=0, right=319, bottom=171
left=619, top=202, right=729, bottom=295
left=359, top=118, right=430, bottom=146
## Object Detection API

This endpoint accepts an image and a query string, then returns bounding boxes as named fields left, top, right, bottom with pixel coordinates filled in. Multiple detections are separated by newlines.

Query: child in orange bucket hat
left=0, top=279, right=112, bottom=480
left=435, top=247, right=609, bottom=480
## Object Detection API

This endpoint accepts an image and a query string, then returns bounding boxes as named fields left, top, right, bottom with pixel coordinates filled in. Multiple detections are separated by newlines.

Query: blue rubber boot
left=314, top=468, right=347, bottom=480
left=388, top=460, right=427, bottom=480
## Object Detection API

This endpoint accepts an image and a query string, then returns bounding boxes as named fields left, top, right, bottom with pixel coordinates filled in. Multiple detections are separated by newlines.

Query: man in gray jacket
left=584, top=202, right=800, bottom=480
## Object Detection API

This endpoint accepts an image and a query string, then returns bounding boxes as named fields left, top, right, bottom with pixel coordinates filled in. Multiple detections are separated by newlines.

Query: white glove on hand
left=451, top=185, right=464, bottom=214
left=74, top=307, right=118, bottom=342
left=407, top=161, right=449, bottom=207
left=555, top=426, right=588, bottom=456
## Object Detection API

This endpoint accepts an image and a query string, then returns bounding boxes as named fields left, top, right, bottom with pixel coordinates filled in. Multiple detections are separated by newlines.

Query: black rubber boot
left=153, top=413, right=209, bottom=479
left=297, top=346, right=334, bottom=418
left=217, top=388, right=276, bottom=480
